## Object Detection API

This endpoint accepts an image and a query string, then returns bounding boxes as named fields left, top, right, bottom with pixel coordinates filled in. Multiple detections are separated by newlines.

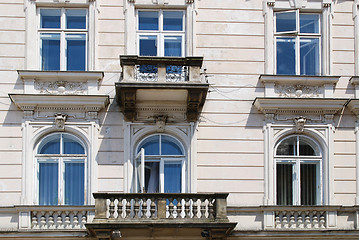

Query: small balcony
left=86, top=193, right=236, bottom=239
left=115, top=56, right=209, bottom=122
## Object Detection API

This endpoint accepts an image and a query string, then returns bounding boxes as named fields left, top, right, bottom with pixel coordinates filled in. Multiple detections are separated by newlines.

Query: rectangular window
left=39, top=8, right=87, bottom=71
left=137, top=10, right=185, bottom=57
left=275, top=11, right=320, bottom=75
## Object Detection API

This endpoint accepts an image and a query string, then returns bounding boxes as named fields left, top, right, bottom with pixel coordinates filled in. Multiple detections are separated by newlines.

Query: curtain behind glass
left=145, top=162, right=159, bottom=193
left=41, top=33, right=60, bottom=70
left=277, top=164, right=293, bottom=205
left=301, top=164, right=316, bottom=205
left=66, top=34, right=86, bottom=71
left=39, top=162, right=58, bottom=205
left=65, top=162, right=84, bottom=205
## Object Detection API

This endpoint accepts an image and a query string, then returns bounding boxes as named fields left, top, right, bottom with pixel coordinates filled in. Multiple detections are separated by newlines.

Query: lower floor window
left=275, top=135, right=321, bottom=205
left=37, top=133, right=86, bottom=205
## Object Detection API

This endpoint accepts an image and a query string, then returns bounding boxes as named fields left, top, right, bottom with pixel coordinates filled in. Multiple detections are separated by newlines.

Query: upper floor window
left=275, top=135, right=322, bottom=205
left=137, top=10, right=185, bottom=57
left=39, top=8, right=87, bottom=71
left=36, top=133, right=86, bottom=205
left=275, top=10, right=320, bottom=75
left=135, top=134, right=185, bottom=193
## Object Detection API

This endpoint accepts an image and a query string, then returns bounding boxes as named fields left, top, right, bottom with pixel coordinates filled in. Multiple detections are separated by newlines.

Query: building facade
left=1, top=0, right=359, bottom=239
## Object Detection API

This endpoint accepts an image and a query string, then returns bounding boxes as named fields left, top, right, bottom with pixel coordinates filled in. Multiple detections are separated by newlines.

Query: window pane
left=66, top=9, right=86, bottom=29
left=139, top=35, right=157, bottom=56
left=145, top=162, right=159, bottom=193
left=66, top=34, right=86, bottom=71
left=39, top=162, right=58, bottom=205
left=65, top=162, right=84, bottom=205
left=276, top=37, right=295, bottom=75
left=300, top=38, right=320, bottom=75
left=300, top=14, right=319, bottom=34
left=276, top=137, right=296, bottom=156
left=40, top=9, right=61, bottom=29
left=139, top=135, right=160, bottom=155
left=301, top=164, right=317, bottom=205
left=164, top=163, right=181, bottom=193
left=163, top=11, right=183, bottom=31
left=161, top=135, right=183, bottom=155
left=299, top=139, right=319, bottom=156
left=41, top=33, right=60, bottom=70
left=138, top=11, right=158, bottom=30
left=276, top=11, right=296, bottom=32
left=39, top=135, right=60, bottom=154
left=164, top=36, right=182, bottom=57
left=63, top=135, right=85, bottom=154
left=276, top=164, right=293, bottom=205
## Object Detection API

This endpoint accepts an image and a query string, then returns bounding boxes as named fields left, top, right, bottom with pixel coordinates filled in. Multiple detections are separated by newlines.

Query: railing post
left=95, top=196, right=107, bottom=221
left=158, top=64, right=166, bottom=82
left=157, top=197, right=167, bottom=219
left=214, top=193, right=229, bottom=221
left=189, top=65, right=201, bottom=82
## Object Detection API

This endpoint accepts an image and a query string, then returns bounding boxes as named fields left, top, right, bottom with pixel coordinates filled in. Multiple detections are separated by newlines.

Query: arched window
left=275, top=135, right=322, bottom=205
left=36, top=133, right=86, bottom=205
left=135, top=134, right=185, bottom=193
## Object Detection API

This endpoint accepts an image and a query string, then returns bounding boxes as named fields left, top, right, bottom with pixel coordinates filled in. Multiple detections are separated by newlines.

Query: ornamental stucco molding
left=35, top=80, right=87, bottom=95
left=275, top=85, right=321, bottom=98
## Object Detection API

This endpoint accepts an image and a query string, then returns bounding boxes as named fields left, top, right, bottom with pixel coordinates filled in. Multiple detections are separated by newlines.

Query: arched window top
left=275, top=135, right=321, bottom=157
left=137, top=134, right=184, bottom=156
left=37, top=133, right=85, bottom=155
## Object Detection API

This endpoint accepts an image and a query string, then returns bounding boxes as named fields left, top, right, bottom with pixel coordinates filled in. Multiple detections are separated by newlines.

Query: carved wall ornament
left=294, top=116, right=306, bottom=132
left=275, top=85, right=321, bottom=98
left=35, top=80, right=87, bottom=95
left=154, top=115, right=168, bottom=132
left=55, top=113, right=67, bottom=130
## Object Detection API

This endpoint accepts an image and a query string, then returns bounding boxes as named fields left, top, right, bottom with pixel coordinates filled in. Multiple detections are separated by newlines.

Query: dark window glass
left=301, top=164, right=317, bottom=205
left=277, top=164, right=293, bottom=205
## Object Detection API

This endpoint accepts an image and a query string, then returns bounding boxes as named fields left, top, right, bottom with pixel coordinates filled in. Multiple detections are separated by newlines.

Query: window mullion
left=160, top=159, right=164, bottom=193
left=58, top=157, right=63, bottom=205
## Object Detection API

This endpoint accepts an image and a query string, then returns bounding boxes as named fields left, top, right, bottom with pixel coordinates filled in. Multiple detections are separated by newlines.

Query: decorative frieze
left=275, top=85, right=321, bottom=98
left=35, top=80, right=87, bottom=95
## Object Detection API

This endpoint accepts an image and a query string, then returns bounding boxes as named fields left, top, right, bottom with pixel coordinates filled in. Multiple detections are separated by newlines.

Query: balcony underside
left=86, top=222, right=236, bottom=239
left=115, top=82, right=208, bottom=122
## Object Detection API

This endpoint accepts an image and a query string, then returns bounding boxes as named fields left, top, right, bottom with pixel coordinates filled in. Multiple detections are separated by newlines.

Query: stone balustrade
left=93, top=193, right=229, bottom=222
left=120, top=55, right=204, bottom=83
left=16, top=206, right=94, bottom=230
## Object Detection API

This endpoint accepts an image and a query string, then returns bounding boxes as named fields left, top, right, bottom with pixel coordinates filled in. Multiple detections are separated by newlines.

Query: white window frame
left=134, top=134, right=186, bottom=193
left=136, top=9, right=186, bottom=57
left=37, top=8, right=88, bottom=71
left=274, top=135, right=322, bottom=205
left=34, top=133, right=87, bottom=205
left=274, top=10, right=322, bottom=75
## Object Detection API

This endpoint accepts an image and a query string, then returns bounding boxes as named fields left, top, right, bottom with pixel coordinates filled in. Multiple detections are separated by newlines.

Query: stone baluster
left=168, top=197, right=174, bottom=219
left=289, top=211, right=296, bottom=228
left=319, top=211, right=326, bottom=228
left=117, top=198, right=123, bottom=219
left=304, top=211, right=311, bottom=229
left=200, top=198, right=207, bottom=218
left=109, top=197, right=115, bottom=219
left=275, top=212, right=281, bottom=228
left=64, top=211, right=71, bottom=229
left=57, top=211, right=63, bottom=229
left=150, top=198, right=156, bottom=219
left=193, top=198, right=198, bottom=218
left=134, top=198, right=140, bottom=219
left=48, top=211, right=55, bottom=229
left=297, top=212, right=304, bottom=228
left=282, top=212, right=288, bottom=228
left=177, top=198, right=182, bottom=218
left=31, top=211, right=38, bottom=229
left=185, top=198, right=191, bottom=218
left=142, top=198, right=147, bottom=219
left=73, top=211, right=79, bottom=229
left=81, top=211, right=87, bottom=229
left=40, top=211, right=46, bottom=229
left=312, top=211, right=319, bottom=228
left=125, top=198, right=131, bottom=218
left=208, top=198, right=214, bottom=219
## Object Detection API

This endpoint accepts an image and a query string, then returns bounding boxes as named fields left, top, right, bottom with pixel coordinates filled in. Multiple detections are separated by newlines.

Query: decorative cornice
left=9, top=94, right=109, bottom=114
left=18, top=70, right=104, bottom=82
left=253, top=98, right=348, bottom=116
left=260, top=75, right=340, bottom=86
